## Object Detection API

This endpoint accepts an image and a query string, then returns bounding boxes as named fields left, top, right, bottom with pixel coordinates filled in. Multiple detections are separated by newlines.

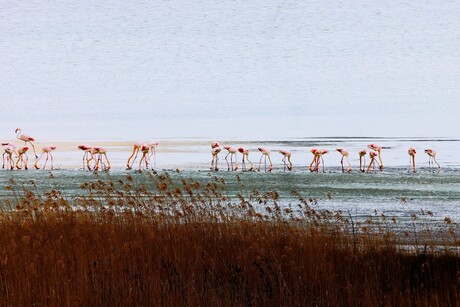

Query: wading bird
left=15, top=128, right=38, bottom=158
left=366, top=151, right=380, bottom=173
left=224, top=146, right=239, bottom=171
left=34, top=146, right=56, bottom=170
left=336, top=148, right=352, bottom=173
left=93, top=146, right=110, bottom=171
left=16, top=146, right=29, bottom=170
left=424, top=149, right=441, bottom=169
left=367, top=144, right=383, bottom=170
left=2, top=144, right=15, bottom=170
left=126, top=142, right=144, bottom=170
left=408, top=147, right=417, bottom=173
left=211, top=147, right=221, bottom=171
left=309, top=148, right=319, bottom=172
left=279, top=150, right=293, bottom=171
left=358, top=150, right=367, bottom=173
left=238, top=147, right=254, bottom=172
left=258, top=147, right=273, bottom=172
left=138, top=143, right=150, bottom=171
left=78, top=145, right=94, bottom=170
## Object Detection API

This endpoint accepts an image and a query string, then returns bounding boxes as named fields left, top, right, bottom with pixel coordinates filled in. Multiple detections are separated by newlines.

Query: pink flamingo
left=424, top=149, right=440, bottom=169
left=309, top=148, right=319, bottom=172
left=2, top=145, right=15, bottom=170
left=258, top=147, right=273, bottom=172
left=316, top=149, right=329, bottom=172
left=238, top=147, right=254, bottom=171
left=279, top=150, right=293, bottom=171
left=2, top=143, right=17, bottom=169
left=408, top=147, right=417, bottom=173
left=15, top=128, right=38, bottom=158
left=34, top=146, right=56, bottom=170
left=211, top=147, right=221, bottom=171
left=138, top=143, right=150, bottom=170
left=367, top=144, right=383, bottom=170
left=211, top=141, right=220, bottom=149
left=16, top=146, right=29, bottom=170
left=336, top=148, right=352, bottom=173
left=93, top=146, right=111, bottom=171
left=224, top=146, right=239, bottom=171
left=366, top=151, right=380, bottom=173
left=78, top=145, right=94, bottom=170
left=310, top=149, right=328, bottom=172
left=358, top=150, right=367, bottom=173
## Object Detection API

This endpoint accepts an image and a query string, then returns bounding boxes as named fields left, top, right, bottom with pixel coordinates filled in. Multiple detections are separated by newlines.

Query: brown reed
left=0, top=173, right=458, bottom=306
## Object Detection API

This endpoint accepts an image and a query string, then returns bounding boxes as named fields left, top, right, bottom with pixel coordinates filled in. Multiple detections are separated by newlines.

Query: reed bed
left=0, top=172, right=459, bottom=306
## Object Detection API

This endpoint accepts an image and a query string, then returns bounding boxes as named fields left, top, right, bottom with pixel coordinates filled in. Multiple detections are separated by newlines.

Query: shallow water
left=1, top=137, right=459, bottom=231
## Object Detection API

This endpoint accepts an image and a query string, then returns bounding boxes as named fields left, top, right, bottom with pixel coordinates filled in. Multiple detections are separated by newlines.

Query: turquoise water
left=1, top=167, right=459, bottom=227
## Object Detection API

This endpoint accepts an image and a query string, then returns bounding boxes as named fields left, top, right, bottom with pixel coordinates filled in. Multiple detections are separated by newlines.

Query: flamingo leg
left=139, top=153, right=145, bottom=170
left=241, top=155, right=246, bottom=171
left=247, top=156, right=254, bottom=171
left=126, top=146, right=139, bottom=169
left=258, top=154, right=263, bottom=172
left=234, top=153, right=238, bottom=171
left=34, top=153, right=44, bottom=169
left=340, top=156, right=344, bottom=173
left=378, top=151, right=383, bottom=170
left=225, top=152, right=230, bottom=171
left=433, top=157, right=440, bottom=169
left=26, top=141, right=38, bottom=159
left=366, top=157, right=374, bottom=173
left=24, top=154, right=28, bottom=170
left=267, top=155, right=273, bottom=172
left=50, top=153, right=54, bottom=170
left=282, top=157, right=286, bottom=171
left=104, top=153, right=111, bottom=170
left=346, top=156, right=352, bottom=172
left=43, top=153, right=49, bottom=170
left=215, top=156, right=219, bottom=171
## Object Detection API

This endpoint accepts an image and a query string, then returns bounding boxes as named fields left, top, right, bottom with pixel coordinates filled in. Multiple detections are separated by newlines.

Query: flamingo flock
left=210, top=142, right=442, bottom=174
left=0, top=129, right=445, bottom=173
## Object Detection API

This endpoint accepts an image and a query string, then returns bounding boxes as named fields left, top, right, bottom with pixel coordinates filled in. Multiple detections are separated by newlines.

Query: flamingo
left=2, top=143, right=17, bottom=169
left=15, top=128, right=38, bottom=158
left=367, top=144, right=383, bottom=170
left=224, top=146, right=239, bottom=171
left=258, top=147, right=273, bottom=172
left=238, top=147, right=254, bottom=171
left=2, top=145, right=15, bottom=170
left=366, top=151, right=380, bottom=173
left=138, top=143, right=150, bottom=171
left=211, top=147, right=221, bottom=171
left=336, top=148, right=352, bottom=173
left=93, top=146, right=111, bottom=171
left=16, top=146, right=29, bottom=170
left=424, top=149, right=441, bottom=169
left=309, top=148, right=319, bottom=172
left=78, top=145, right=94, bottom=170
left=211, top=141, right=220, bottom=149
left=34, top=146, right=56, bottom=170
left=316, top=149, right=329, bottom=172
left=408, top=147, right=417, bottom=173
left=279, top=150, right=293, bottom=171
left=358, top=150, right=367, bottom=173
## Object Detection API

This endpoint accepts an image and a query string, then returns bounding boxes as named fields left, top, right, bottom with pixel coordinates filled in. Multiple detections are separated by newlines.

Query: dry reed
left=0, top=173, right=458, bottom=306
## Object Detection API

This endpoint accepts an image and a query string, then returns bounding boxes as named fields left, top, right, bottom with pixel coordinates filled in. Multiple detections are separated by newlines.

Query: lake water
left=0, top=137, right=459, bottom=231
